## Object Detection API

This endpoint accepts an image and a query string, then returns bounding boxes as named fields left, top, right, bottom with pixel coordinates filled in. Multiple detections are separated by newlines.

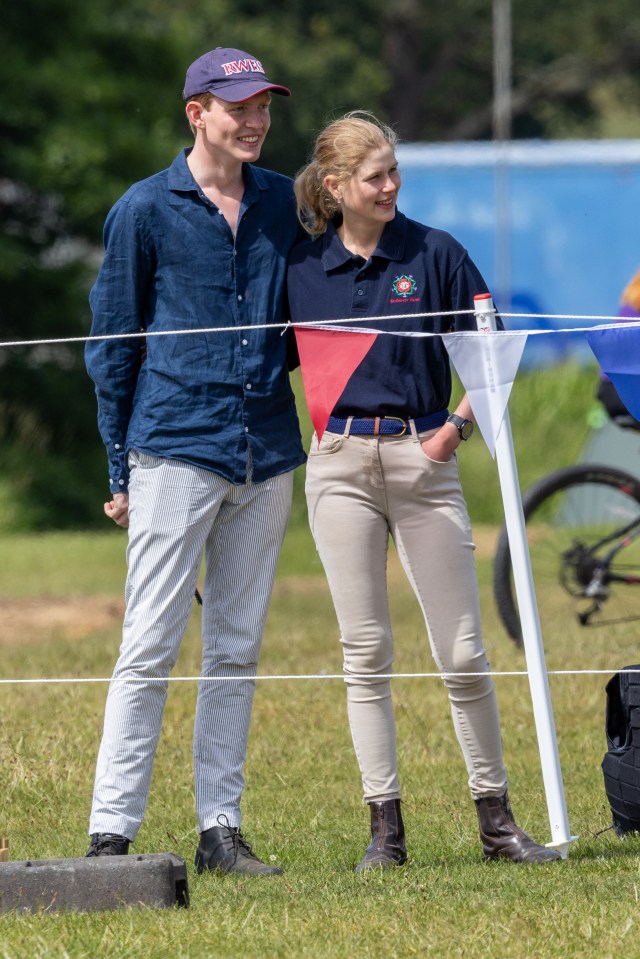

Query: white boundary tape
left=1, top=313, right=639, bottom=350
left=0, top=668, right=636, bottom=686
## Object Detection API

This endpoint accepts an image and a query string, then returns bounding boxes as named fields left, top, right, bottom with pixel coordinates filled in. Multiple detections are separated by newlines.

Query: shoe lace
left=91, top=834, right=126, bottom=855
left=216, top=815, right=258, bottom=864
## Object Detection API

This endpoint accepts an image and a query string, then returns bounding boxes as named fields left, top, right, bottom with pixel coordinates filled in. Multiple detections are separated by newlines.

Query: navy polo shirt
left=86, top=149, right=305, bottom=492
left=287, top=211, right=496, bottom=419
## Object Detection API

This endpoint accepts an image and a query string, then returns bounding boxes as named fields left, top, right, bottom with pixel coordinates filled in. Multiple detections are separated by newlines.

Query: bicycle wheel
left=493, top=464, right=640, bottom=645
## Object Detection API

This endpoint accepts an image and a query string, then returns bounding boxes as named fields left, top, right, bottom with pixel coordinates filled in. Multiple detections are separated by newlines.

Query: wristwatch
left=446, top=413, right=474, bottom=441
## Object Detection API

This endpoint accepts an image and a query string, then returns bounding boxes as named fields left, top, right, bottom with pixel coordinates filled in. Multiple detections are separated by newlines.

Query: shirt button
left=357, top=289, right=364, bottom=296
left=238, top=294, right=243, bottom=302
left=242, top=339, right=248, bottom=346
left=118, top=479, right=125, bottom=486
left=246, top=383, right=252, bottom=390
left=114, top=443, right=121, bottom=450
left=218, top=209, right=224, bottom=215
left=245, top=426, right=249, bottom=433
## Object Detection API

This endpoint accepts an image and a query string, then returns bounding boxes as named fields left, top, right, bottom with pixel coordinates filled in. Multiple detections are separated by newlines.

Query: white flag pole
left=474, top=293, right=578, bottom=858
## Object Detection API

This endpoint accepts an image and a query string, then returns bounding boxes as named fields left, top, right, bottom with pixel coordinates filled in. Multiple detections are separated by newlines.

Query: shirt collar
left=167, top=148, right=268, bottom=206
left=321, top=211, right=408, bottom=272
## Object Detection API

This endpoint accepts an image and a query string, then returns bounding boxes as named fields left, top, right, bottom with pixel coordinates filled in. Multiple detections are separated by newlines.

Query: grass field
left=2, top=519, right=640, bottom=959
left=2, top=362, right=640, bottom=957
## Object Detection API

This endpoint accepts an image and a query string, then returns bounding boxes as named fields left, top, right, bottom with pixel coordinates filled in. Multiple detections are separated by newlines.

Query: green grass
left=2, top=517, right=640, bottom=958
left=1, top=361, right=638, bottom=957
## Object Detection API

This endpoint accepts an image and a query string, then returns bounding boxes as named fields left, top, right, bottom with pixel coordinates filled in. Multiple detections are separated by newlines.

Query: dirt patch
left=0, top=596, right=124, bottom=644
left=0, top=527, right=499, bottom=645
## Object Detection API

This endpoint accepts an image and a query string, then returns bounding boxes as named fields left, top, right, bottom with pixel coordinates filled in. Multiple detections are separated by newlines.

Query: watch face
left=460, top=420, right=474, bottom=440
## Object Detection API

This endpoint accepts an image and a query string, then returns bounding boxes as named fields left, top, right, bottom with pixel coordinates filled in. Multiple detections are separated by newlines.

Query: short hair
left=186, top=92, right=214, bottom=138
left=294, top=112, right=398, bottom=236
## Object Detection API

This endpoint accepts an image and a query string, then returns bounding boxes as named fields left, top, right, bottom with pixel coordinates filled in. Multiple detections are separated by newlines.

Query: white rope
left=0, top=667, right=635, bottom=686
left=302, top=317, right=640, bottom=337
left=1, top=313, right=639, bottom=350
left=1, top=309, right=638, bottom=691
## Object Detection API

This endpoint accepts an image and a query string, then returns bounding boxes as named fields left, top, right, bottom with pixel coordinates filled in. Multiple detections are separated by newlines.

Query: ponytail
left=294, top=112, right=397, bottom=236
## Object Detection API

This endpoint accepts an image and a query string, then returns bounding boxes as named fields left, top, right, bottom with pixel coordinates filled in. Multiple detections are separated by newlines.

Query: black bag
left=596, top=378, right=640, bottom=428
left=602, top=665, right=640, bottom=835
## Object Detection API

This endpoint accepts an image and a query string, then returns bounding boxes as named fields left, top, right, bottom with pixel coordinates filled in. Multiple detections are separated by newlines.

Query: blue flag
left=586, top=326, right=640, bottom=421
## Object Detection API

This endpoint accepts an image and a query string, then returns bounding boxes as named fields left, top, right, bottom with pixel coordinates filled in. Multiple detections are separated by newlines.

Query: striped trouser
left=89, top=451, right=293, bottom=840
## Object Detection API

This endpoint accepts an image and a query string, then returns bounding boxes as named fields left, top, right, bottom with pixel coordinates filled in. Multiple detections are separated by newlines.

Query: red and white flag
left=294, top=327, right=378, bottom=439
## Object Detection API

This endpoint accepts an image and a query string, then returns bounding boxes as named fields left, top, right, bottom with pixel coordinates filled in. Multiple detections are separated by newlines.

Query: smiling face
left=327, top=144, right=401, bottom=232
left=196, top=91, right=272, bottom=164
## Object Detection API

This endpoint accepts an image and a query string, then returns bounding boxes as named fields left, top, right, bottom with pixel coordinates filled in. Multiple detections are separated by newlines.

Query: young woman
left=287, top=113, right=561, bottom=872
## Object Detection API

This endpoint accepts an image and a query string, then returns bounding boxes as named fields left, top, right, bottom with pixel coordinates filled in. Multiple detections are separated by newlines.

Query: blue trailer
left=396, top=139, right=640, bottom=366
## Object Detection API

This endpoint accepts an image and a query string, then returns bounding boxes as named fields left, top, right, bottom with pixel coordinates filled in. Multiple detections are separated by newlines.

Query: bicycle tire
left=493, top=464, right=640, bottom=645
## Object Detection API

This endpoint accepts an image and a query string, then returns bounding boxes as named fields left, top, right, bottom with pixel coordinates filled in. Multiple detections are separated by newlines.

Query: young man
left=84, top=47, right=304, bottom=875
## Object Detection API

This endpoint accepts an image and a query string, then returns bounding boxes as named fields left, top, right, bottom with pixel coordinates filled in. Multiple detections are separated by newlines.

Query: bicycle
left=493, top=414, right=640, bottom=646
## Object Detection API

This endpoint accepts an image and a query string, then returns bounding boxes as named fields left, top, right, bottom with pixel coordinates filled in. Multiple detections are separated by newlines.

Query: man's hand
left=104, top=492, right=129, bottom=528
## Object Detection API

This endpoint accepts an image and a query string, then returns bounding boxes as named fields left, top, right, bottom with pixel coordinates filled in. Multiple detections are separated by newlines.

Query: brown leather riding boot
left=475, top=792, right=562, bottom=864
left=355, top=799, right=408, bottom=873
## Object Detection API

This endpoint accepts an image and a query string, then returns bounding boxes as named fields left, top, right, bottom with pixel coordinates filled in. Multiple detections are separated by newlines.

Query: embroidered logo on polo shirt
left=390, top=274, right=419, bottom=303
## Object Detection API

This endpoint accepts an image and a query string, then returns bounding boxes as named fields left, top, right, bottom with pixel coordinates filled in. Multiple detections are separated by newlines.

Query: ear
left=185, top=100, right=206, bottom=129
left=323, top=174, right=341, bottom=203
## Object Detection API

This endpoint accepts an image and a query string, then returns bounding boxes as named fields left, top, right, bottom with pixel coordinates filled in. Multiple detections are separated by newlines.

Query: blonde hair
left=186, top=92, right=214, bottom=138
left=294, top=112, right=398, bottom=236
left=621, top=268, right=640, bottom=311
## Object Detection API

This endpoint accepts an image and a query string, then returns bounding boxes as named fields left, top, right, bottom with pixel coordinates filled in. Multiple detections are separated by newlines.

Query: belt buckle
left=383, top=416, right=407, bottom=436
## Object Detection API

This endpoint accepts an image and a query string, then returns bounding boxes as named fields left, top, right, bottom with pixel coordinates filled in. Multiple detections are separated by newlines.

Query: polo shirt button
left=118, top=479, right=125, bottom=486
left=246, top=383, right=252, bottom=390
left=242, top=338, right=248, bottom=346
left=114, top=443, right=121, bottom=450
left=238, top=294, right=243, bottom=302
left=357, top=289, right=364, bottom=296
left=245, top=426, right=249, bottom=433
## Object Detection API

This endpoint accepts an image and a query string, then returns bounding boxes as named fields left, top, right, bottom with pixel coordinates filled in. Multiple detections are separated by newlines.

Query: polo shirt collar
left=321, top=211, right=408, bottom=272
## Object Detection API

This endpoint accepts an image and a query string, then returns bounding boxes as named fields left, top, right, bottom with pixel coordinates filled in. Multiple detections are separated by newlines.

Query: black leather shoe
left=86, top=833, right=130, bottom=857
left=475, top=792, right=562, bottom=864
left=195, top=822, right=283, bottom=876
left=355, top=799, right=408, bottom=873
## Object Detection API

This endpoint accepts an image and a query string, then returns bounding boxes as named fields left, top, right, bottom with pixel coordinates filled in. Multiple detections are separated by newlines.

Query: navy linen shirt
left=287, top=211, right=497, bottom=420
left=86, top=149, right=305, bottom=492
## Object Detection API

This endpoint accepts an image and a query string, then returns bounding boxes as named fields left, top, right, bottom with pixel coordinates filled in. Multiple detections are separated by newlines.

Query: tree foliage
left=1, top=0, right=639, bottom=529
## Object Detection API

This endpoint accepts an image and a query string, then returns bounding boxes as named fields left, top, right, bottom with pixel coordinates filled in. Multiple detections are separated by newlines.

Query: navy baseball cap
left=183, top=47, right=291, bottom=102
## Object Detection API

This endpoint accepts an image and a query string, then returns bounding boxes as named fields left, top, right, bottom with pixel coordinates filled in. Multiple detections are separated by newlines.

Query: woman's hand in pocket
left=420, top=427, right=458, bottom=464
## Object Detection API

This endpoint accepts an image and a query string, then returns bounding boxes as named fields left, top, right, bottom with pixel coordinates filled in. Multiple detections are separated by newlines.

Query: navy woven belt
left=326, top=411, right=448, bottom=436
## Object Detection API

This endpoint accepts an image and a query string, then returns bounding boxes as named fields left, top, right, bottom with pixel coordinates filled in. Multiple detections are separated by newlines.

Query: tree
left=378, top=0, right=640, bottom=142
left=0, top=0, right=194, bottom=528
